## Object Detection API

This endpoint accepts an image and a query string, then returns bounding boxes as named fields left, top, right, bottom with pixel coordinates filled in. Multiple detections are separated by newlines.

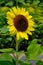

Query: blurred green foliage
left=0, top=53, right=16, bottom=65
left=0, top=0, right=43, bottom=65
left=26, top=39, right=43, bottom=60
left=36, top=61, right=43, bottom=65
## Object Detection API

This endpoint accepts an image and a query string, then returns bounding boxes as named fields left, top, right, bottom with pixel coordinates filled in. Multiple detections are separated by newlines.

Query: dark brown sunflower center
left=14, top=15, right=28, bottom=32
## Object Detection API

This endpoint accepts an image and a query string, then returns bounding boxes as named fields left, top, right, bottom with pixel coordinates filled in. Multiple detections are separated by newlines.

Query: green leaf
left=39, top=46, right=43, bottom=53
left=0, top=53, right=16, bottom=65
left=36, top=61, right=43, bottom=65
left=39, top=3, right=43, bottom=7
left=0, top=48, right=15, bottom=53
left=0, top=61, right=14, bottom=65
left=16, top=0, right=24, bottom=3
left=6, top=37, right=12, bottom=41
left=0, top=53, right=13, bottom=61
left=19, top=60, right=31, bottom=65
left=0, top=0, right=5, bottom=2
left=25, top=0, right=32, bottom=3
left=33, top=0, right=40, bottom=5
left=16, top=0, right=25, bottom=5
left=5, top=1, right=14, bottom=7
left=26, top=39, right=43, bottom=60
left=1, top=7, right=10, bottom=13
left=1, top=26, right=8, bottom=34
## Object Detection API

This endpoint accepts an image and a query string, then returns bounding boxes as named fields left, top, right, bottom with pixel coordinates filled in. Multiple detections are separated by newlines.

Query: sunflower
left=7, top=7, right=35, bottom=40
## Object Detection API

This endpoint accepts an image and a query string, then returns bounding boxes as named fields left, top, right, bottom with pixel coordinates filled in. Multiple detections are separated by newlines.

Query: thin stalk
left=16, top=40, right=19, bottom=65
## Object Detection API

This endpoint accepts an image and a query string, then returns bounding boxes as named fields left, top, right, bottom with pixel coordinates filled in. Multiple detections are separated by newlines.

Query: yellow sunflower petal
left=8, top=25, right=16, bottom=32
left=12, top=7, right=17, bottom=15
left=28, top=27, right=35, bottom=31
left=16, top=32, right=20, bottom=40
left=20, top=8, right=26, bottom=15
left=9, top=28, right=16, bottom=36
left=19, top=32, right=28, bottom=40
left=26, top=30, right=32, bottom=35
left=7, top=19, right=14, bottom=25
left=26, top=15, right=32, bottom=19
left=24, top=11, right=29, bottom=16
left=24, top=12, right=32, bottom=18
left=29, top=20, right=35, bottom=27
left=17, top=7, right=21, bottom=15
left=7, top=11, right=15, bottom=19
left=10, top=30, right=15, bottom=35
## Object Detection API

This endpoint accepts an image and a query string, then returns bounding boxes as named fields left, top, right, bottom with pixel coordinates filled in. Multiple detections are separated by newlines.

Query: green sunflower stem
left=16, top=39, right=19, bottom=65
